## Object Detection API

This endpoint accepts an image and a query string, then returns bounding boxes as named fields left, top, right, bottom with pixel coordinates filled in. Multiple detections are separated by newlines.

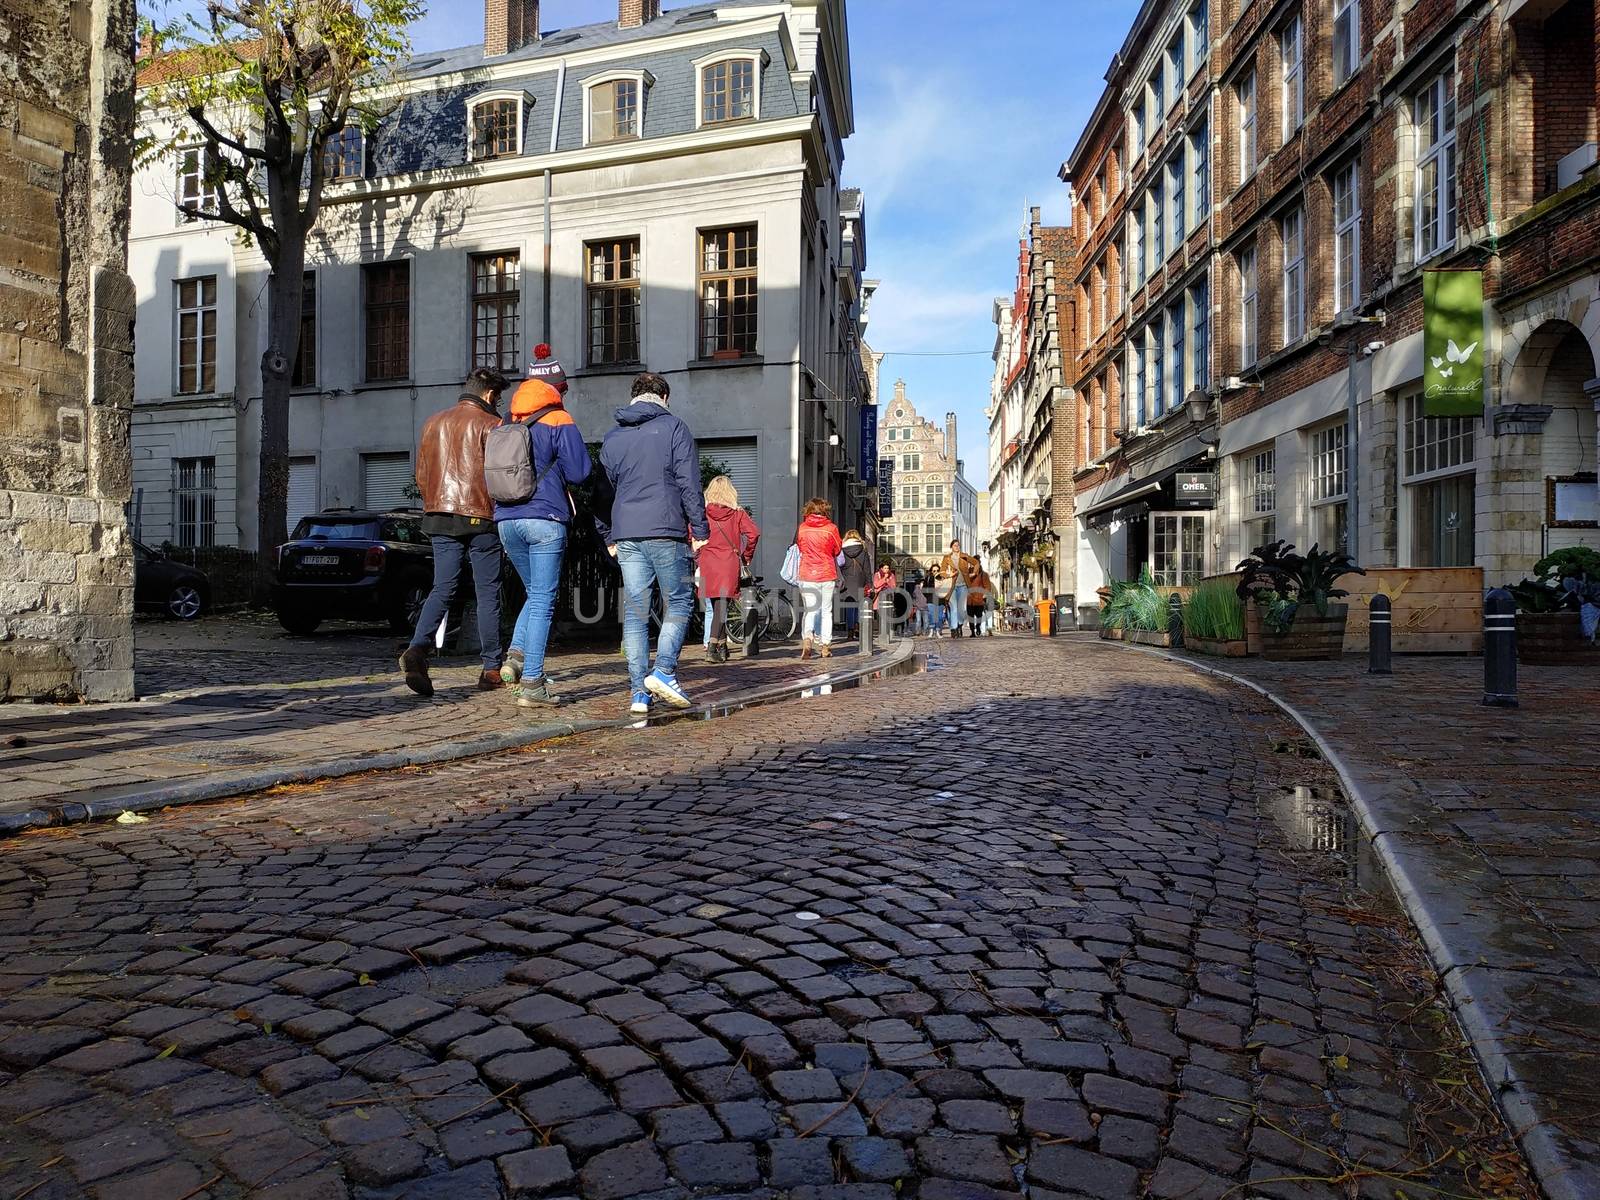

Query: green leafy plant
left=1535, top=547, right=1600, bottom=583
left=1100, top=567, right=1167, bottom=632
left=1235, top=540, right=1364, bottom=633
left=1512, top=548, right=1600, bottom=641
left=1183, top=577, right=1246, bottom=641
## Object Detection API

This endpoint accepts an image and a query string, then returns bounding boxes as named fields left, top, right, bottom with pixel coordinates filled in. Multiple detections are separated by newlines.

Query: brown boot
left=799, top=638, right=813, bottom=660
left=477, top=670, right=504, bottom=691
left=819, top=642, right=833, bottom=658
left=399, top=647, right=433, bottom=697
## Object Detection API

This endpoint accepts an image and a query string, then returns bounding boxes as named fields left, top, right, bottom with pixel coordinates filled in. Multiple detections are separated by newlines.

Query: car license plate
left=302, top=554, right=340, bottom=566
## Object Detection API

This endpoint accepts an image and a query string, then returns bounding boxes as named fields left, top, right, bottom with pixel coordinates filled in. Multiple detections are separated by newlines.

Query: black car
left=134, top=541, right=210, bottom=620
left=272, top=509, right=433, bottom=635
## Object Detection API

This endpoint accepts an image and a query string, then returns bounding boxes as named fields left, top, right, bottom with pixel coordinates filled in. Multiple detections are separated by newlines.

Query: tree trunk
left=255, top=242, right=304, bottom=603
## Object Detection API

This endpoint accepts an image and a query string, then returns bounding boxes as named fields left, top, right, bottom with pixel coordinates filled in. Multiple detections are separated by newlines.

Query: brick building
left=1, top=0, right=139, bottom=700
left=1063, top=0, right=1600, bottom=601
left=986, top=209, right=1078, bottom=606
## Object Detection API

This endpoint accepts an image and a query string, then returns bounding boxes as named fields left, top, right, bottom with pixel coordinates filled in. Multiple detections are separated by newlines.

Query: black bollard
left=1369, top=594, right=1392, bottom=674
left=1482, top=587, right=1517, bottom=707
left=1168, top=593, right=1185, bottom=649
left=744, top=585, right=760, bottom=658
left=859, top=604, right=874, bottom=656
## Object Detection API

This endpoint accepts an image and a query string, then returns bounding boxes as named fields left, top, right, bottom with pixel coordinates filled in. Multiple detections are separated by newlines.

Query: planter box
left=1127, top=628, right=1174, bottom=647
left=1187, top=636, right=1248, bottom=657
left=1259, top=604, right=1349, bottom=661
left=1518, top=611, right=1598, bottom=664
left=1100, top=626, right=1126, bottom=641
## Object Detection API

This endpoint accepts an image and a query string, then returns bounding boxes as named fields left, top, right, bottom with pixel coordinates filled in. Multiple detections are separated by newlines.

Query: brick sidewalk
left=0, top=613, right=909, bottom=832
left=1134, top=643, right=1600, bottom=1197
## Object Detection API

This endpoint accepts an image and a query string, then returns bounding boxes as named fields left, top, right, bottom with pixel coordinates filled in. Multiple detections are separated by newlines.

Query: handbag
left=780, top=543, right=801, bottom=586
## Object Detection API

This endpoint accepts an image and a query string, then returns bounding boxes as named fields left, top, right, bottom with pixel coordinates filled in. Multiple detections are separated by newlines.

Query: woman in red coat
left=795, top=497, right=843, bottom=659
left=696, top=475, right=761, bottom=663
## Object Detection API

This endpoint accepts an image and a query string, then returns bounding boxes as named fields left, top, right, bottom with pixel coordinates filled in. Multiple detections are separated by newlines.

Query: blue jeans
left=499, top=518, right=566, bottom=682
left=617, top=538, right=693, bottom=694
left=410, top=531, right=502, bottom=670
left=952, top=584, right=969, bottom=628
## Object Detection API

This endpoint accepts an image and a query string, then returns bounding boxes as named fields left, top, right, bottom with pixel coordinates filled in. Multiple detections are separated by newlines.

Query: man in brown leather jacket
left=399, top=367, right=509, bottom=696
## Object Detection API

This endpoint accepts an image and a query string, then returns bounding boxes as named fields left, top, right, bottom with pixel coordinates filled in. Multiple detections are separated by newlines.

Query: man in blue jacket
left=595, top=372, right=709, bottom=714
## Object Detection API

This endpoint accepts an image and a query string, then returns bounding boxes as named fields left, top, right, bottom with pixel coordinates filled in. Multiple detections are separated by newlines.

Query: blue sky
left=395, top=0, right=1140, bottom=481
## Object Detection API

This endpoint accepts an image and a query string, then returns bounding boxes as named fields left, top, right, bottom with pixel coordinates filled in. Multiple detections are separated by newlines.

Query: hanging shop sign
left=860, top=406, right=878, bottom=485
left=1172, top=472, right=1216, bottom=509
left=1423, top=269, right=1485, bottom=417
left=877, top=457, right=894, bottom=517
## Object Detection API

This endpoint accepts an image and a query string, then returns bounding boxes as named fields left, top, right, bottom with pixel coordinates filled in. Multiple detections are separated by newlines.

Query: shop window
left=1153, top=513, right=1207, bottom=585
left=1402, top=393, right=1476, bottom=566
left=1310, top=421, right=1349, bottom=553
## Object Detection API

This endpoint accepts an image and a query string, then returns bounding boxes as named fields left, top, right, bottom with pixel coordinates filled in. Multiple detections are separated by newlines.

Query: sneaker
left=399, top=647, right=433, bottom=697
left=500, top=651, right=525, bottom=685
left=629, top=691, right=652, bottom=715
left=515, top=679, right=561, bottom=707
left=645, top=672, right=692, bottom=709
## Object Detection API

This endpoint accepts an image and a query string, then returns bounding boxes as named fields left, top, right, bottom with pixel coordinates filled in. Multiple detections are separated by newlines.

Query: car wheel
left=390, top=579, right=429, bottom=633
left=277, top=609, right=322, bottom=636
left=167, top=584, right=205, bottom=620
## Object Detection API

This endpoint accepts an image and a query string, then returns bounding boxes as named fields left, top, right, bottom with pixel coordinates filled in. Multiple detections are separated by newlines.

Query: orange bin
left=1036, top=599, right=1052, bottom=636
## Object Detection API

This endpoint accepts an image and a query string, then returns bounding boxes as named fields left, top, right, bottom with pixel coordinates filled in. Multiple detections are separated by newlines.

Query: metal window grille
left=702, top=59, right=754, bottom=124
left=586, top=238, right=641, bottom=366
left=175, top=276, right=217, bottom=395
left=292, top=271, right=317, bottom=388
left=471, top=98, right=520, bottom=161
left=698, top=227, right=758, bottom=358
left=591, top=79, right=640, bottom=142
left=471, top=252, right=521, bottom=373
left=172, top=456, right=216, bottom=548
left=1414, top=70, right=1457, bottom=260
left=364, top=261, right=410, bottom=382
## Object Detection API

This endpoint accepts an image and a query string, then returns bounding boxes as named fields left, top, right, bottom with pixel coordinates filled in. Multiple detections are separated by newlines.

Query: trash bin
left=1036, top=599, right=1052, bottom=636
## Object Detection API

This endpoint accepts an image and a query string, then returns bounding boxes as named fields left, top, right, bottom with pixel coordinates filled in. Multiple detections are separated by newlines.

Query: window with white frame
left=903, top=484, right=921, bottom=510
left=1191, top=279, right=1210, bottom=391
left=175, top=276, right=217, bottom=395
left=322, top=126, right=363, bottom=181
left=1167, top=303, right=1185, bottom=412
left=1239, top=244, right=1259, bottom=367
left=1414, top=68, right=1457, bottom=261
left=469, top=95, right=523, bottom=161
left=471, top=252, right=521, bottom=373
left=1281, top=206, right=1305, bottom=343
left=1310, top=421, right=1350, bottom=553
left=1153, top=513, right=1207, bottom=585
left=176, top=146, right=218, bottom=221
left=1402, top=392, right=1476, bottom=566
left=1130, top=96, right=1145, bottom=160
left=1333, top=0, right=1360, bottom=87
left=1238, top=69, right=1257, bottom=180
left=700, top=56, right=758, bottom=126
left=587, top=76, right=644, bottom=144
left=1280, top=14, right=1303, bottom=140
left=1334, top=160, right=1361, bottom=312
left=905, top=524, right=921, bottom=556
left=1247, top=446, right=1277, bottom=546
left=1150, top=325, right=1165, bottom=418
left=1167, top=34, right=1184, bottom=109
left=1130, top=206, right=1146, bottom=289
left=1189, top=0, right=1208, bottom=68
left=1167, top=151, right=1186, bottom=246
left=1150, top=177, right=1165, bottom=264
left=173, top=456, right=217, bottom=548
left=1131, top=341, right=1147, bottom=427
left=1191, top=118, right=1210, bottom=220
left=902, top=452, right=920, bottom=471
left=1150, top=62, right=1164, bottom=120
left=926, top=484, right=946, bottom=510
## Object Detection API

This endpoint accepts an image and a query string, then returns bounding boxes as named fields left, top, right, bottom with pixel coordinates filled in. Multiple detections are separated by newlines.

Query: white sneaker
left=645, top=672, right=692, bottom=709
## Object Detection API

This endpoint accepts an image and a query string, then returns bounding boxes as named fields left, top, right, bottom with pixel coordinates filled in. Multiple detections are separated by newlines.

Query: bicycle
left=727, top=576, right=798, bottom=645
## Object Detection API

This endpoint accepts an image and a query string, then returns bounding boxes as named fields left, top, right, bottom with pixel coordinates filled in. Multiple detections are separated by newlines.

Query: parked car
left=272, top=508, right=433, bottom=636
left=134, top=541, right=210, bottom=620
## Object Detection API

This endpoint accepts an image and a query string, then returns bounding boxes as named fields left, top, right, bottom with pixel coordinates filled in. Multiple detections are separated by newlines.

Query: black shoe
left=399, top=647, right=433, bottom=697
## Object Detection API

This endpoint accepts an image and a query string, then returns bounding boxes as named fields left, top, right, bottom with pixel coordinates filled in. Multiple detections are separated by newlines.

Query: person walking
left=594, top=372, right=709, bottom=715
left=837, top=529, right=872, bottom=639
left=922, top=569, right=941, bottom=637
left=795, top=498, right=842, bottom=659
left=400, top=367, right=509, bottom=697
left=938, top=538, right=976, bottom=639
left=871, top=560, right=898, bottom=639
left=491, top=377, right=591, bottom=707
left=911, top=572, right=930, bottom=635
left=697, top=475, right=760, bottom=663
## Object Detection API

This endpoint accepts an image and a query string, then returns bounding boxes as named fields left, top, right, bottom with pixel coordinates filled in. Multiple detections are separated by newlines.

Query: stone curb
left=0, top=640, right=919, bottom=840
left=1097, top=638, right=1594, bottom=1200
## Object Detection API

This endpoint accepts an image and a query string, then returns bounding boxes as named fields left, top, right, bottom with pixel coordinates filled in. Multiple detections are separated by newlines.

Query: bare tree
left=138, top=0, right=422, bottom=591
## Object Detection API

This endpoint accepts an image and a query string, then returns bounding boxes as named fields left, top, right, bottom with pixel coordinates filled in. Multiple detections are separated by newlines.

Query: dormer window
left=469, top=93, right=527, bottom=162
left=583, top=71, right=652, bottom=145
left=695, top=51, right=766, bottom=128
left=323, top=125, right=364, bottom=182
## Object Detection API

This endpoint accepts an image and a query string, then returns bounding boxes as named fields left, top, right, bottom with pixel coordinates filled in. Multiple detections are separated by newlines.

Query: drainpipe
left=543, top=60, right=567, bottom=347
left=1347, top=351, right=1359, bottom=559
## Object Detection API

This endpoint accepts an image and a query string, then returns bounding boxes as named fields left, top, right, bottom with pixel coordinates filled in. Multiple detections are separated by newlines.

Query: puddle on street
left=649, top=653, right=920, bottom=724
left=1268, top=784, right=1379, bottom=891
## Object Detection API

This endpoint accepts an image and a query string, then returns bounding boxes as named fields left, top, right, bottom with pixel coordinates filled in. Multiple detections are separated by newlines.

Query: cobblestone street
left=0, top=638, right=1532, bottom=1200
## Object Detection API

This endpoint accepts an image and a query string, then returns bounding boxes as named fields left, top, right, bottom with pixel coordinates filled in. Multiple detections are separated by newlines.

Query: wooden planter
left=1100, top=626, right=1126, bottom=641
left=1518, top=611, right=1597, bottom=664
left=1187, top=636, right=1248, bottom=657
left=1128, top=628, right=1175, bottom=647
left=1259, top=604, right=1349, bottom=661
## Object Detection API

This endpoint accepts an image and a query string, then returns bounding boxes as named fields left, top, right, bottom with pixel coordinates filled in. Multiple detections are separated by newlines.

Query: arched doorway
left=1505, top=319, right=1600, bottom=567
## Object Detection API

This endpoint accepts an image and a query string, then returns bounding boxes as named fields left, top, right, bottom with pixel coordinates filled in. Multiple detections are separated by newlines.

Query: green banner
left=1423, top=269, right=1485, bottom=417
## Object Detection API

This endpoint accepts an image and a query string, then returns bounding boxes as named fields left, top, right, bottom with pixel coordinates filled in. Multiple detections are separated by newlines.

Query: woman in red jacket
left=794, top=497, right=842, bottom=659
left=696, top=475, right=760, bottom=663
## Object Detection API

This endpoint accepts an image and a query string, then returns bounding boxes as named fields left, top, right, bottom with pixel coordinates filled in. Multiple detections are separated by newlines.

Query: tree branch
left=186, top=104, right=269, bottom=161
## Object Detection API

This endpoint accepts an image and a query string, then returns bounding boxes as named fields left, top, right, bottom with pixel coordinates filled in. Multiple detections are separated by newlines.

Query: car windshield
left=294, top=518, right=379, bottom=540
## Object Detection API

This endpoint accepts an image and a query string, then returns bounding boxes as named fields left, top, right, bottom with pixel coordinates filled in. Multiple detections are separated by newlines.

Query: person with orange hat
left=492, top=375, right=590, bottom=707
left=527, top=343, right=568, bottom=396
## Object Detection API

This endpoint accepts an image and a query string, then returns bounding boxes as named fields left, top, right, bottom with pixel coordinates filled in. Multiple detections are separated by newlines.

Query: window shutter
left=288, top=457, right=319, bottom=533
left=696, top=437, right=760, bottom=522
left=361, top=452, right=413, bottom=510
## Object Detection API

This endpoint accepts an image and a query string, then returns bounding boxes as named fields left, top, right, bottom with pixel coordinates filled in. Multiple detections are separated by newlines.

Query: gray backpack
left=484, top=412, right=556, bottom=505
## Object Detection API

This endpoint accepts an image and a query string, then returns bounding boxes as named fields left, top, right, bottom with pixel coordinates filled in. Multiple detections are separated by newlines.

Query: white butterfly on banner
left=1429, top=339, right=1478, bottom=379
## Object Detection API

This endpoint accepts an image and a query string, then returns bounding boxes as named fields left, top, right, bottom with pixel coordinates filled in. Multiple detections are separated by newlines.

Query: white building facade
left=877, top=380, right=976, bottom=575
left=129, top=0, right=864, bottom=584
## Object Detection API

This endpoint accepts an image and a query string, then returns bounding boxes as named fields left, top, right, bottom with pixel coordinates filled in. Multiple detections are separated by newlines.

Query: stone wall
left=0, top=0, right=138, bottom=701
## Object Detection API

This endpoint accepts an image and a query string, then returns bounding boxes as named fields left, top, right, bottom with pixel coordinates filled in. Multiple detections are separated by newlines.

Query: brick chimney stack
left=485, top=0, right=539, bottom=56
left=893, top=379, right=906, bottom=404
left=618, top=0, right=661, bottom=28
left=945, top=413, right=958, bottom=463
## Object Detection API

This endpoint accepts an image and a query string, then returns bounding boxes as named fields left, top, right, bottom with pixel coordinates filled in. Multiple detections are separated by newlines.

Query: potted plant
left=1182, top=577, right=1249, bottom=656
left=1235, top=540, right=1364, bottom=661
left=1099, top=577, right=1134, bottom=640
left=1100, top=566, right=1174, bottom=646
left=1511, top=548, right=1600, bottom=664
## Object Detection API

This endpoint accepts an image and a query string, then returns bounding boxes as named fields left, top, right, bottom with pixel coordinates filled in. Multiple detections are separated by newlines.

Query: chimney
left=893, top=379, right=907, bottom=404
left=485, top=0, right=539, bottom=56
left=618, top=0, right=661, bottom=29
left=945, top=413, right=958, bottom=463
